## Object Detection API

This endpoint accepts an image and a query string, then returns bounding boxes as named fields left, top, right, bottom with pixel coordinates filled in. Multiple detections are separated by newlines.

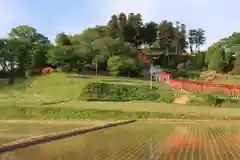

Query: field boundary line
left=0, top=120, right=137, bottom=153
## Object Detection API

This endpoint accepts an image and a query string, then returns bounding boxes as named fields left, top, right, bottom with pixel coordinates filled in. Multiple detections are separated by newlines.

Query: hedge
left=189, top=92, right=240, bottom=108
left=79, top=82, right=174, bottom=103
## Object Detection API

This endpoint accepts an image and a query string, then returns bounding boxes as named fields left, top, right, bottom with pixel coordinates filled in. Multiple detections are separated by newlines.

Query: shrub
left=157, top=92, right=174, bottom=104
left=196, top=52, right=205, bottom=68
left=80, top=82, right=174, bottom=103
left=189, top=92, right=240, bottom=107
left=208, top=49, right=224, bottom=72
left=177, top=63, right=185, bottom=70
left=107, top=56, right=123, bottom=76
left=220, top=99, right=240, bottom=108
left=233, top=53, right=240, bottom=74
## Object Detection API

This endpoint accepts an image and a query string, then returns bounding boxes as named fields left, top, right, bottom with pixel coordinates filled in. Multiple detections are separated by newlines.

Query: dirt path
left=173, top=95, right=189, bottom=104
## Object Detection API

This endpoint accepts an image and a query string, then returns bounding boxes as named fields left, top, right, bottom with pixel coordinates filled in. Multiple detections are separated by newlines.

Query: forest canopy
left=0, top=12, right=239, bottom=79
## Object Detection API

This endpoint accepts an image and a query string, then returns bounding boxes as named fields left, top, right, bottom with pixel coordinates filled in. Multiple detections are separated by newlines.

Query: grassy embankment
left=0, top=73, right=240, bottom=121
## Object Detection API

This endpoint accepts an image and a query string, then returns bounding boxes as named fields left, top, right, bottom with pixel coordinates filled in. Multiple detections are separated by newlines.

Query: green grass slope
left=0, top=73, right=240, bottom=121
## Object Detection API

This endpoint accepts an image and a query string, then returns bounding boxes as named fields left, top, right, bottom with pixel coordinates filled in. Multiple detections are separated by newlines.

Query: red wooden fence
left=158, top=73, right=240, bottom=97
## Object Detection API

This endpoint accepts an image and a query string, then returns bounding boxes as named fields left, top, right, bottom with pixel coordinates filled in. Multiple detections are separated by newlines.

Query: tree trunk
left=8, top=62, right=15, bottom=84
left=190, top=45, right=193, bottom=54
left=128, top=70, right=130, bottom=77
left=175, top=40, right=179, bottom=54
left=95, top=59, right=98, bottom=76
left=166, top=47, right=169, bottom=67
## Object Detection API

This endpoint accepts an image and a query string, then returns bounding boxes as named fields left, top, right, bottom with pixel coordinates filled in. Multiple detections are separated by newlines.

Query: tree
left=208, top=49, right=224, bottom=71
left=188, top=29, right=197, bottom=53
left=157, top=20, right=175, bottom=52
left=47, top=45, right=86, bottom=72
left=55, top=33, right=71, bottom=46
left=8, top=25, right=50, bottom=44
left=142, top=22, right=157, bottom=46
left=107, top=56, right=123, bottom=76
left=233, top=53, right=240, bottom=74
left=0, top=39, right=8, bottom=73
left=122, top=13, right=143, bottom=46
left=107, top=14, right=122, bottom=39
left=1, top=13, right=212, bottom=78
left=7, top=25, right=50, bottom=78
left=118, top=13, right=127, bottom=34
left=3, top=39, right=33, bottom=79
left=120, top=57, right=138, bottom=77
left=70, top=30, right=101, bottom=64
left=188, top=28, right=206, bottom=53
left=92, top=37, right=124, bottom=73
left=174, top=21, right=180, bottom=54
left=8, top=25, right=37, bottom=41
left=195, top=28, right=206, bottom=52
left=179, top=24, right=188, bottom=53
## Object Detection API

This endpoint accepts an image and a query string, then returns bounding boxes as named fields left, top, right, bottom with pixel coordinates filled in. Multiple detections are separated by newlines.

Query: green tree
left=157, top=20, right=175, bottom=52
left=174, top=21, right=181, bottom=54
left=8, top=25, right=49, bottom=44
left=142, top=22, right=157, bottom=46
left=0, top=39, right=8, bottom=73
left=179, top=24, right=188, bottom=53
left=233, top=53, right=240, bottom=74
left=208, top=49, right=224, bottom=71
left=107, top=56, right=123, bottom=76
left=8, top=25, right=50, bottom=77
left=47, top=45, right=86, bottom=72
left=107, top=14, right=122, bottom=39
left=3, top=39, right=33, bottom=79
left=118, top=13, right=127, bottom=34
left=120, top=57, right=138, bottom=77
left=188, top=29, right=197, bottom=53
left=195, top=28, right=206, bottom=52
left=55, top=33, right=71, bottom=46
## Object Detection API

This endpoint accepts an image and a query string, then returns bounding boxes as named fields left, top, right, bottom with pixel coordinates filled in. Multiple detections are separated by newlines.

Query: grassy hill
left=0, top=73, right=176, bottom=105
left=0, top=73, right=240, bottom=121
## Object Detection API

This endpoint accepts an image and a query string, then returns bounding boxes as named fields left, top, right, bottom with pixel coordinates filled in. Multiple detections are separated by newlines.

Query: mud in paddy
left=1, top=120, right=240, bottom=160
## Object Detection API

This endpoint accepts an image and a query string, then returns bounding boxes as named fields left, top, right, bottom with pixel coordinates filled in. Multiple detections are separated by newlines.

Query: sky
left=0, top=0, right=240, bottom=49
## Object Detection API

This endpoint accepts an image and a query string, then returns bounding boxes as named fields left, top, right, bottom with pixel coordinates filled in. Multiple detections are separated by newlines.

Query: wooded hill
left=0, top=12, right=239, bottom=79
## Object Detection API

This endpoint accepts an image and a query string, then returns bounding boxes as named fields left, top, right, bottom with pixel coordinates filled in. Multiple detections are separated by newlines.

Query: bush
left=233, top=53, right=240, bottom=74
left=208, top=49, right=225, bottom=72
left=107, top=56, right=123, bottom=76
left=177, top=63, right=185, bottom=72
left=220, top=99, right=240, bottom=108
left=80, top=82, right=174, bottom=103
left=157, top=92, right=174, bottom=104
left=189, top=92, right=240, bottom=107
left=196, top=52, right=205, bottom=68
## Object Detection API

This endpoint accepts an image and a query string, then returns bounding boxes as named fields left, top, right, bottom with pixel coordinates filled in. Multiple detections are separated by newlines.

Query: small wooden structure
left=158, top=73, right=171, bottom=81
